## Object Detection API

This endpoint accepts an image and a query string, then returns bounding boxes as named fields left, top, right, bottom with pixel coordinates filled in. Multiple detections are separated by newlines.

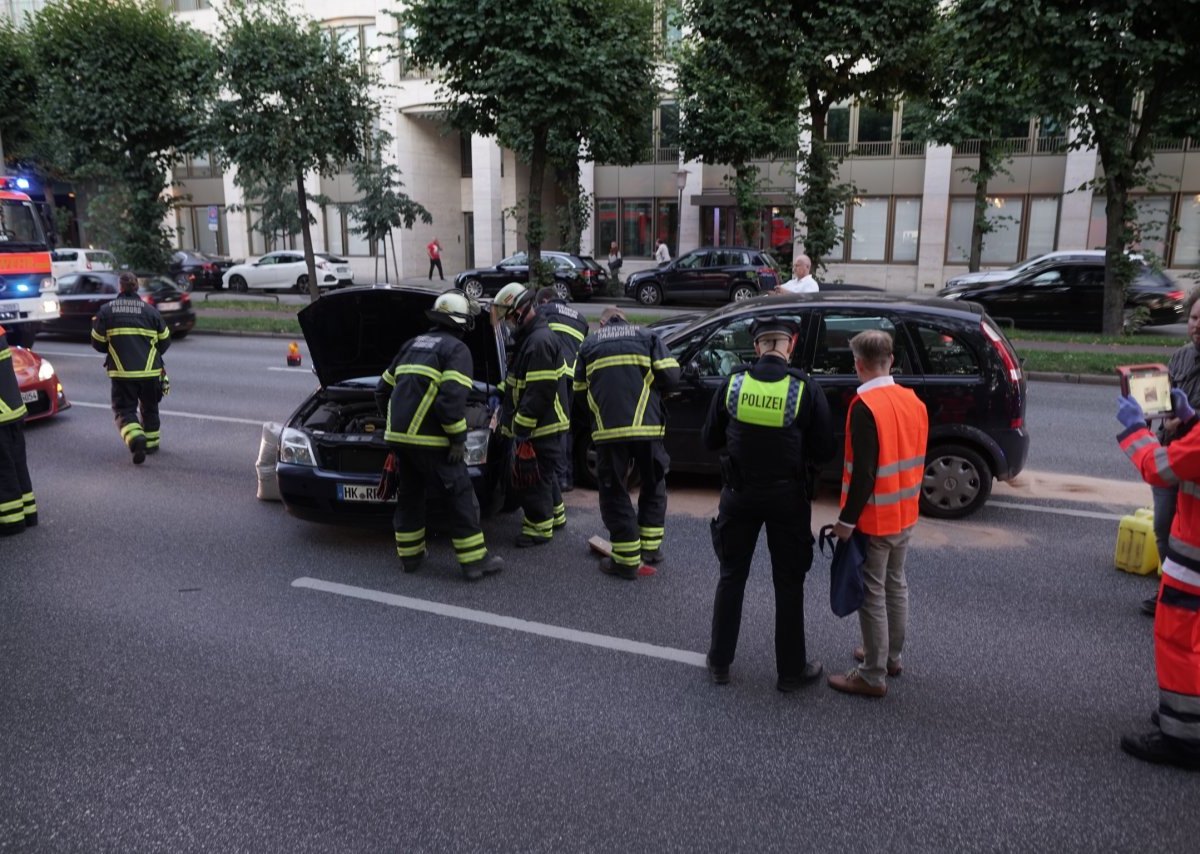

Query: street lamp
left=674, top=168, right=688, bottom=258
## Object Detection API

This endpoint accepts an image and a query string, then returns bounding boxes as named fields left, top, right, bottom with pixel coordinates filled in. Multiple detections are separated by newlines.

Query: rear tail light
left=757, top=267, right=774, bottom=276
left=581, top=269, right=594, bottom=279
left=981, top=319, right=1022, bottom=384
left=181, top=293, right=191, bottom=305
left=202, top=263, right=216, bottom=273
left=1168, top=290, right=1184, bottom=301
left=140, top=294, right=153, bottom=305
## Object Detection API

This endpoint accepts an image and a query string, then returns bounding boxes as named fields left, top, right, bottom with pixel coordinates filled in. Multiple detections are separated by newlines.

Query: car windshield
left=143, top=278, right=182, bottom=296
left=0, top=198, right=48, bottom=251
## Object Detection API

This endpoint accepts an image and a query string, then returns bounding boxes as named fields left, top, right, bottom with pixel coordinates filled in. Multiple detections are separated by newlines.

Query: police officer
left=91, top=272, right=170, bottom=464
left=702, top=317, right=835, bottom=691
left=0, top=324, right=37, bottom=536
left=492, top=282, right=571, bottom=546
left=574, top=306, right=680, bottom=579
left=374, top=291, right=503, bottom=582
left=535, top=286, right=589, bottom=492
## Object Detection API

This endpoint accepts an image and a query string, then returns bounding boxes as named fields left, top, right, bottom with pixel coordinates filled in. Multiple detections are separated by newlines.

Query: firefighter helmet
left=427, top=289, right=476, bottom=330
left=491, top=282, right=535, bottom=324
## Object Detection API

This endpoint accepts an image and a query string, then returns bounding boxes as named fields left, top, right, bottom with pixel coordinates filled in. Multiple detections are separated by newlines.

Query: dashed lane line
left=69, top=400, right=265, bottom=426
left=292, top=576, right=708, bottom=668
left=986, top=500, right=1124, bottom=521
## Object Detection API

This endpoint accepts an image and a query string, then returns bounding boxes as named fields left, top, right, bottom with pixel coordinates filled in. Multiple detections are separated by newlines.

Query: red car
left=12, top=346, right=70, bottom=422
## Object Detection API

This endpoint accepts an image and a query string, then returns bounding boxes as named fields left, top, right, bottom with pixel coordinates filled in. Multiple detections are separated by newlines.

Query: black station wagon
left=605, top=293, right=1030, bottom=519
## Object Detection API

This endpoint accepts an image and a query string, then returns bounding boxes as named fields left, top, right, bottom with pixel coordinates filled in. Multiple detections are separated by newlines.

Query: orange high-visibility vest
left=841, top=383, right=929, bottom=536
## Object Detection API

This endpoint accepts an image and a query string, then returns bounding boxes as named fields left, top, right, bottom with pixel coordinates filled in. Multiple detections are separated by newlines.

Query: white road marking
left=986, top=500, right=1124, bottom=521
left=27, top=349, right=101, bottom=358
left=69, top=401, right=265, bottom=426
left=267, top=366, right=313, bottom=373
left=292, top=576, right=708, bottom=668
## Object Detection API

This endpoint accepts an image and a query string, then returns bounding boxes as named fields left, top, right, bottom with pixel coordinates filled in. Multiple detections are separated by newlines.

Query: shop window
left=892, top=198, right=921, bottom=263
left=1025, top=197, right=1059, bottom=259
left=947, top=197, right=1025, bottom=265
left=1175, top=195, right=1200, bottom=267
left=847, top=197, right=889, bottom=261
left=596, top=200, right=618, bottom=256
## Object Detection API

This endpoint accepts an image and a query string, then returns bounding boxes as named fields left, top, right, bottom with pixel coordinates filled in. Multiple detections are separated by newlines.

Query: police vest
left=725, top=372, right=803, bottom=427
left=841, top=384, right=928, bottom=536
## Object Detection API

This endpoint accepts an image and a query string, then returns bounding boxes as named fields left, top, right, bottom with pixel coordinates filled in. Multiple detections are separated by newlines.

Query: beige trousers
left=857, top=526, right=914, bottom=686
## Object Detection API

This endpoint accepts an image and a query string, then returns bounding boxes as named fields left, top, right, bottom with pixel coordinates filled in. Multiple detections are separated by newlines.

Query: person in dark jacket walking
left=91, top=272, right=169, bottom=464
left=493, top=282, right=571, bottom=547
left=702, top=317, right=835, bottom=691
left=0, top=324, right=37, bottom=535
left=535, top=286, right=589, bottom=492
left=374, top=291, right=503, bottom=581
left=574, top=306, right=680, bottom=578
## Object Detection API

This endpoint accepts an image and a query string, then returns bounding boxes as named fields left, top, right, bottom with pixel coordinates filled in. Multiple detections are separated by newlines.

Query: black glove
left=447, top=440, right=466, bottom=464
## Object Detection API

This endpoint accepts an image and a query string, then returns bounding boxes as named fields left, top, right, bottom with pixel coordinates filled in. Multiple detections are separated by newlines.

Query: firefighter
left=535, top=286, right=589, bottom=492
left=573, top=306, right=680, bottom=579
left=492, top=282, right=571, bottom=547
left=702, top=317, right=835, bottom=691
left=0, top=324, right=37, bottom=536
left=91, top=272, right=170, bottom=464
left=374, top=290, right=503, bottom=582
left=1117, top=390, right=1200, bottom=770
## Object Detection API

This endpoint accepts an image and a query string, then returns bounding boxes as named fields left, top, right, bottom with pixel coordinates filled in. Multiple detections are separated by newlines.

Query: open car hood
left=298, top=285, right=503, bottom=389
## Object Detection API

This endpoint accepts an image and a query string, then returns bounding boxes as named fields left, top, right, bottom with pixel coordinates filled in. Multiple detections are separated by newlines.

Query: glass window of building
left=947, top=197, right=1025, bottom=265
left=848, top=197, right=889, bottom=261
left=891, top=198, right=921, bottom=262
left=826, top=107, right=850, bottom=143
left=655, top=201, right=678, bottom=256
left=855, top=106, right=894, bottom=143
left=622, top=200, right=654, bottom=257
left=1087, top=196, right=1108, bottom=249
left=1130, top=195, right=1172, bottom=262
left=344, top=210, right=371, bottom=256
left=659, top=102, right=680, bottom=151
left=596, top=200, right=618, bottom=255
left=1176, top=194, right=1200, bottom=267
left=1025, top=197, right=1059, bottom=258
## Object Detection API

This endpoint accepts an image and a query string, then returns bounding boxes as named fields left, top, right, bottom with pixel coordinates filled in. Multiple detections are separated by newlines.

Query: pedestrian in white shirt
left=654, top=239, right=671, bottom=264
left=776, top=254, right=818, bottom=294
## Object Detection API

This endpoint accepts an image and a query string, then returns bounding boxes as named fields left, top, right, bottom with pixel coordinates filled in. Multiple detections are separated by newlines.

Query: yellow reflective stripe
left=0, top=348, right=10, bottom=361
left=524, top=369, right=562, bottom=382
left=143, top=344, right=158, bottom=374
left=396, top=543, right=426, bottom=557
left=452, top=532, right=485, bottom=549
left=530, top=422, right=569, bottom=438
left=0, top=399, right=26, bottom=421
left=514, top=412, right=538, bottom=428
left=442, top=419, right=467, bottom=434
left=385, top=432, right=450, bottom=447
left=394, top=364, right=441, bottom=381
left=108, top=345, right=125, bottom=373
left=91, top=329, right=105, bottom=344
left=572, top=380, right=588, bottom=392
left=586, top=390, right=605, bottom=433
left=652, top=358, right=679, bottom=370
left=443, top=370, right=474, bottom=388
left=106, top=369, right=160, bottom=378
left=553, top=396, right=568, bottom=427
left=381, top=368, right=396, bottom=386
left=106, top=328, right=159, bottom=338
left=586, top=354, right=651, bottom=376
left=592, top=424, right=666, bottom=441
left=549, top=322, right=586, bottom=342
left=0, top=498, right=22, bottom=512
left=407, top=383, right=439, bottom=438
left=395, top=529, right=426, bottom=543
left=457, top=547, right=488, bottom=563
left=632, top=369, right=654, bottom=428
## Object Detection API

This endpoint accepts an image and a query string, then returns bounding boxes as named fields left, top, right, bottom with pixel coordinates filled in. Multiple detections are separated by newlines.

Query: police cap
left=750, top=317, right=800, bottom=341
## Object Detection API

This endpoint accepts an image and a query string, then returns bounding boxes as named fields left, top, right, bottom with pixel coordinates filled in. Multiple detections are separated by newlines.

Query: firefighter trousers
left=708, top=481, right=814, bottom=680
left=111, top=377, right=162, bottom=452
left=516, top=436, right=564, bottom=543
left=0, top=422, right=36, bottom=535
left=596, top=439, right=669, bottom=568
left=392, top=446, right=488, bottom=567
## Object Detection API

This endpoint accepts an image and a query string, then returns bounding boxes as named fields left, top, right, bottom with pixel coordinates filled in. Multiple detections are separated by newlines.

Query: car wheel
left=172, top=331, right=188, bottom=340
left=461, top=278, right=484, bottom=300
left=296, top=275, right=309, bottom=292
left=636, top=281, right=663, bottom=306
left=554, top=281, right=571, bottom=302
left=730, top=283, right=757, bottom=302
left=920, top=443, right=993, bottom=519
left=230, top=275, right=247, bottom=293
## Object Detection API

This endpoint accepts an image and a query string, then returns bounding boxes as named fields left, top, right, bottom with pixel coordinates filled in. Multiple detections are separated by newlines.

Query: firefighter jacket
left=702, top=354, right=834, bottom=486
left=374, top=327, right=475, bottom=449
left=90, top=295, right=170, bottom=379
left=1120, top=418, right=1200, bottom=747
left=839, top=379, right=929, bottom=536
left=573, top=319, right=680, bottom=443
left=538, top=299, right=589, bottom=369
left=0, top=325, right=27, bottom=425
left=499, top=314, right=570, bottom=440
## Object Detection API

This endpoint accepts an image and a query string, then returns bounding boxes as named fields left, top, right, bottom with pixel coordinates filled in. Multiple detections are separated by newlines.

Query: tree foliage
left=29, top=0, right=216, bottom=269
left=0, top=19, right=37, bottom=168
left=211, top=0, right=376, bottom=300
left=400, top=0, right=657, bottom=275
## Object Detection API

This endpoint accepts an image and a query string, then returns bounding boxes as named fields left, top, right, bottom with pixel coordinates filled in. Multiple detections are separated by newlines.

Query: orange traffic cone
left=287, top=342, right=302, bottom=367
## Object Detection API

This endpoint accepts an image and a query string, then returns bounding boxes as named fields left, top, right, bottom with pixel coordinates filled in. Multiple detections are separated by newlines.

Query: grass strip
left=1020, top=350, right=1128, bottom=376
left=194, top=314, right=302, bottom=335
left=193, top=298, right=301, bottom=313
left=1008, top=329, right=1184, bottom=347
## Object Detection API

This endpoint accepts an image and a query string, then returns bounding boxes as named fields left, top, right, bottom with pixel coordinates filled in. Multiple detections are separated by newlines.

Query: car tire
left=296, top=275, right=309, bottom=292
left=554, top=281, right=571, bottom=302
left=920, top=443, right=993, bottom=519
left=173, top=331, right=188, bottom=340
left=730, top=283, right=757, bottom=302
left=230, top=275, right=247, bottom=293
left=636, top=281, right=663, bottom=306
left=461, top=278, right=484, bottom=300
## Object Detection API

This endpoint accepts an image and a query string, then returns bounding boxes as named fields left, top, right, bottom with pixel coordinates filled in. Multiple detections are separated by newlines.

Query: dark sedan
left=43, top=272, right=196, bottom=339
left=625, top=246, right=781, bottom=306
left=168, top=250, right=237, bottom=291
left=574, top=293, right=1029, bottom=519
left=939, top=259, right=1183, bottom=330
left=454, top=251, right=595, bottom=302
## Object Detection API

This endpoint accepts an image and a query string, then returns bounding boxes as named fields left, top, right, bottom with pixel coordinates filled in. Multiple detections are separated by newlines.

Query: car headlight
left=463, top=428, right=490, bottom=466
left=279, top=426, right=317, bottom=466
left=940, top=290, right=965, bottom=300
left=37, top=358, right=55, bottom=381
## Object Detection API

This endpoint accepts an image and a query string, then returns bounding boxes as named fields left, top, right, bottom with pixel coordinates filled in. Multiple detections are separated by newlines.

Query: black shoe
left=599, top=557, right=637, bottom=580
left=1120, top=729, right=1200, bottom=770
left=480, top=555, right=504, bottom=576
left=559, top=481, right=574, bottom=493
left=777, top=662, right=824, bottom=693
left=515, top=534, right=550, bottom=548
left=641, top=548, right=665, bottom=566
left=1141, top=596, right=1157, bottom=617
left=145, top=445, right=159, bottom=455
left=706, top=654, right=730, bottom=685
left=131, top=435, right=147, bottom=465
left=401, top=554, right=425, bottom=574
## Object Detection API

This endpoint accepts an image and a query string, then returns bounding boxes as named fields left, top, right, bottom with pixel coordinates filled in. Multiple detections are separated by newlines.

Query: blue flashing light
left=15, top=283, right=30, bottom=293
left=14, top=177, right=30, bottom=190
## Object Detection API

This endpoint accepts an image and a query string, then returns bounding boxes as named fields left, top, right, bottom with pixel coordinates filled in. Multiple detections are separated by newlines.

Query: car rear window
left=912, top=323, right=980, bottom=375
left=52, top=250, right=78, bottom=262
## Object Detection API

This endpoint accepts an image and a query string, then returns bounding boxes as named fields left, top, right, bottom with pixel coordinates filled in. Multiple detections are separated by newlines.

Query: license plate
left=21, top=390, right=38, bottom=403
left=159, top=301, right=181, bottom=311
left=336, top=267, right=350, bottom=274
left=338, top=483, right=388, bottom=502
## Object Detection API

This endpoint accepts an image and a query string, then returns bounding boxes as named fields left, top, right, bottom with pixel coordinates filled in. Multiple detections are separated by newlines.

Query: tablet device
left=1117, top=363, right=1172, bottom=418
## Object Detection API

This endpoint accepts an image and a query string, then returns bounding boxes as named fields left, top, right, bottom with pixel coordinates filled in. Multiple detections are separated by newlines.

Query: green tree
left=348, top=130, right=432, bottom=283
left=211, top=0, right=376, bottom=301
left=1029, top=0, right=1200, bottom=334
left=400, top=0, right=657, bottom=275
left=29, top=0, right=216, bottom=269
left=0, top=19, right=36, bottom=170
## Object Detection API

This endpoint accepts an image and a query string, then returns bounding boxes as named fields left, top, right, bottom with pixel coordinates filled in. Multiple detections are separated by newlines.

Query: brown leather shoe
left=828, top=668, right=887, bottom=698
left=853, top=646, right=902, bottom=677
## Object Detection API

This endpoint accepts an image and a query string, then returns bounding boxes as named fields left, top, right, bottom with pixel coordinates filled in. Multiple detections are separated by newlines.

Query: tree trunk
left=296, top=169, right=320, bottom=302
left=378, top=233, right=385, bottom=283
left=799, top=100, right=831, bottom=271
left=1103, top=188, right=1130, bottom=336
left=968, top=140, right=992, bottom=273
left=389, top=229, right=399, bottom=284
left=526, top=129, right=548, bottom=284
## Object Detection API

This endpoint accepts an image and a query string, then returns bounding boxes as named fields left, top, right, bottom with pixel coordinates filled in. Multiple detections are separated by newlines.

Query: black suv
left=625, top=246, right=781, bottom=306
left=940, top=258, right=1183, bottom=330
left=455, top=251, right=596, bottom=302
left=575, top=293, right=1029, bottom=519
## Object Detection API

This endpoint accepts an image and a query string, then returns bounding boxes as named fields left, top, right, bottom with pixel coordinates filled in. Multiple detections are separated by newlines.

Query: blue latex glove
left=1172, top=388, right=1196, bottom=422
left=1117, top=394, right=1147, bottom=431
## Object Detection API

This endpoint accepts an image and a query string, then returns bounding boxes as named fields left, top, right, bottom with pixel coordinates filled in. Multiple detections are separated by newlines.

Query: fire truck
left=0, top=176, right=59, bottom=346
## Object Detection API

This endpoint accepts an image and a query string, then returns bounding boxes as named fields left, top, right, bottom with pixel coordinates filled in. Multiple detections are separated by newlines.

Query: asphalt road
left=3, top=335, right=1199, bottom=851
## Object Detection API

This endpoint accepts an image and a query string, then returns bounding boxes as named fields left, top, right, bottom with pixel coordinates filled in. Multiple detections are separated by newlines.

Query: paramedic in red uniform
left=1117, top=389, right=1200, bottom=770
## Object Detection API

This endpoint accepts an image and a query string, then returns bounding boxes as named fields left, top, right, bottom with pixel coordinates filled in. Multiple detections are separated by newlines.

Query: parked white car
left=221, top=251, right=354, bottom=292
left=51, top=248, right=117, bottom=280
